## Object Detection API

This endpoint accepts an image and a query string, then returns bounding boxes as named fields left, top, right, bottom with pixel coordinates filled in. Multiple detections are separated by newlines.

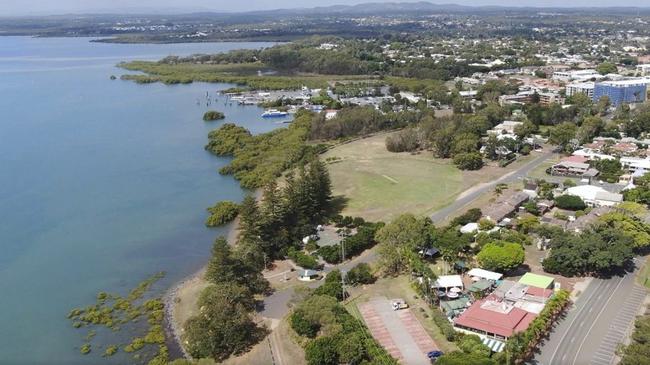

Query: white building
left=488, top=121, right=523, bottom=136
left=565, top=185, right=623, bottom=207
left=552, top=69, right=601, bottom=82
left=566, top=82, right=595, bottom=99
left=572, top=148, right=616, bottom=161
left=620, top=157, right=650, bottom=174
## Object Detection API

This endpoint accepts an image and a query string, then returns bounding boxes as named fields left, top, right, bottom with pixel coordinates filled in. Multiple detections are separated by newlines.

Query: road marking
left=571, top=275, right=626, bottom=365
left=548, top=279, right=606, bottom=364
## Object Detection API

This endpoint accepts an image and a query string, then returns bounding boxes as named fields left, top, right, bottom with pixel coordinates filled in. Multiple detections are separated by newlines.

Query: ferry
left=261, top=109, right=289, bottom=118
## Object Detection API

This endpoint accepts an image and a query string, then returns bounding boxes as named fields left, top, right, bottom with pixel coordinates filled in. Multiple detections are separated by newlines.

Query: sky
left=0, top=0, right=647, bottom=16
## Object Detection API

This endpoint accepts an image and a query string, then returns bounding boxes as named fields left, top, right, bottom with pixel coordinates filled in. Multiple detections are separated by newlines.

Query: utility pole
left=341, top=239, right=346, bottom=300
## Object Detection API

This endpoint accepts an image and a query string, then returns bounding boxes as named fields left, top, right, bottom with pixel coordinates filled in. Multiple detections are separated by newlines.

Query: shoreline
left=164, top=217, right=242, bottom=360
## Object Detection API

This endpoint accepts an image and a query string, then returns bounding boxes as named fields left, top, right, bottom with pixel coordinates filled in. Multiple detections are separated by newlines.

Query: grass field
left=322, top=132, right=538, bottom=221
left=322, top=133, right=464, bottom=221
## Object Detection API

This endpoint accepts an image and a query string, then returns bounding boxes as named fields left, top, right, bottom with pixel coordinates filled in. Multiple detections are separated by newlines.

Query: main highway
left=532, top=259, right=647, bottom=365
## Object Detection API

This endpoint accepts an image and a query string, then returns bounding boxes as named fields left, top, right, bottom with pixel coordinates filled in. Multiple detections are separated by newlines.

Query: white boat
left=261, top=109, right=289, bottom=118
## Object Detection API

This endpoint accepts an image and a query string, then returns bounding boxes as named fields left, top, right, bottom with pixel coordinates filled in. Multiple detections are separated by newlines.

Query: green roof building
left=518, top=273, right=554, bottom=289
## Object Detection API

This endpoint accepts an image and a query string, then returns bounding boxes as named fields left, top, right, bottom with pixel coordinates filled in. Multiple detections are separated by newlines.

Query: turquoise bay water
left=0, top=37, right=279, bottom=364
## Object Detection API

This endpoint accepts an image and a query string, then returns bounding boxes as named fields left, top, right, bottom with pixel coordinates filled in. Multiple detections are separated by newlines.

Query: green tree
left=432, top=127, right=456, bottom=158
left=203, top=110, right=225, bottom=121
left=314, top=270, right=345, bottom=301
left=183, top=283, right=266, bottom=361
left=548, top=122, right=577, bottom=152
left=452, top=133, right=480, bottom=155
left=596, top=62, right=618, bottom=75
left=305, top=336, right=339, bottom=365
left=554, top=195, right=587, bottom=211
left=476, top=241, right=525, bottom=272
left=205, top=200, right=239, bottom=227
left=514, top=120, right=537, bottom=139
left=376, top=214, right=434, bottom=275
left=345, top=263, right=375, bottom=285
left=205, top=237, right=270, bottom=295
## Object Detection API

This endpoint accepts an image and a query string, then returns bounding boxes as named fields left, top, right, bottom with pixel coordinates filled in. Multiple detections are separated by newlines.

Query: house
left=298, top=269, right=321, bottom=282
left=460, top=222, right=479, bottom=234
left=572, top=148, right=615, bottom=161
left=610, top=142, right=639, bottom=156
left=549, top=161, right=599, bottom=178
left=483, top=191, right=530, bottom=224
left=566, top=206, right=614, bottom=233
left=488, top=121, right=523, bottom=136
left=453, top=295, right=537, bottom=339
left=620, top=157, right=650, bottom=174
left=565, top=185, right=623, bottom=207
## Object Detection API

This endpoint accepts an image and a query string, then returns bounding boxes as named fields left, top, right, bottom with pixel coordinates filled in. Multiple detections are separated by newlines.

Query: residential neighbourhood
left=14, top=3, right=650, bottom=365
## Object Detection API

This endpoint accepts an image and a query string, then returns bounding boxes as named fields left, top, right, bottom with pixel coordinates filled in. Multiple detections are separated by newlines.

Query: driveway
left=358, top=297, right=437, bottom=365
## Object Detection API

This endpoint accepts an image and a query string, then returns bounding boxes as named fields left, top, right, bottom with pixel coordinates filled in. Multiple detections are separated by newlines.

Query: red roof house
left=561, top=155, right=589, bottom=164
left=453, top=296, right=537, bottom=338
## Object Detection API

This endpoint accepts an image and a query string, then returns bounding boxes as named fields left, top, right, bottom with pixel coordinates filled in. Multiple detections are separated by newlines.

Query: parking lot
left=358, top=297, right=438, bottom=365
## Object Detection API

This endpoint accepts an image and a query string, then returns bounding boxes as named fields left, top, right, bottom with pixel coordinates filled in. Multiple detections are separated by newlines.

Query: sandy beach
left=164, top=218, right=241, bottom=360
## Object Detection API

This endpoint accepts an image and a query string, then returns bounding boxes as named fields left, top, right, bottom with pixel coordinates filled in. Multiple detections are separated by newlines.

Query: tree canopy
left=476, top=241, right=525, bottom=273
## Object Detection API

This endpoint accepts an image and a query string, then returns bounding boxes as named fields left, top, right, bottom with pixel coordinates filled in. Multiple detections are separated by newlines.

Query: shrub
left=205, top=201, right=240, bottom=227
left=431, top=308, right=456, bottom=341
left=385, top=128, right=421, bottom=152
left=288, top=248, right=320, bottom=269
left=203, top=110, right=225, bottom=121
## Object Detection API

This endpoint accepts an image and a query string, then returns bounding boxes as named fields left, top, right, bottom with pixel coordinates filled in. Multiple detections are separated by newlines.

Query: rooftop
left=518, top=273, right=555, bottom=289
left=454, top=296, right=537, bottom=337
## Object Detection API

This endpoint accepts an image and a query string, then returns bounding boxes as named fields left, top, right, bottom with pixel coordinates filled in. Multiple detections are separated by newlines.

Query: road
left=533, top=260, right=647, bottom=365
left=430, top=150, right=555, bottom=223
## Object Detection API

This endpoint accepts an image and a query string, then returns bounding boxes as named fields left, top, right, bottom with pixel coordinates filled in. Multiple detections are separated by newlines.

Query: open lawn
left=322, top=132, right=537, bottom=221
left=322, top=133, right=463, bottom=221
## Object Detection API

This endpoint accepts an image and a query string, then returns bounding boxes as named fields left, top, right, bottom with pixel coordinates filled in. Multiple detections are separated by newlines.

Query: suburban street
left=533, top=259, right=647, bottom=365
left=430, top=150, right=555, bottom=223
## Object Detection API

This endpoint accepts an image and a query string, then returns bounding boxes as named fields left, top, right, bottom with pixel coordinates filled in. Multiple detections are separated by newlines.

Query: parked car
left=391, top=300, right=409, bottom=311
left=427, top=350, right=444, bottom=362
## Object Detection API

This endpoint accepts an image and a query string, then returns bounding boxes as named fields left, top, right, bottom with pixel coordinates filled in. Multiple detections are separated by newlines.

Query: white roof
left=433, top=275, right=463, bottom=289
left=566, top=185, right=622, bottom=202
left=467, top=268, right=503, bottom=281
left=460, top=222, right=479, bottom=234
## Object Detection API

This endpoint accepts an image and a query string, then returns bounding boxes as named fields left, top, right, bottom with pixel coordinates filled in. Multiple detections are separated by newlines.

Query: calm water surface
left=0, top=37, right=279, bottom=364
